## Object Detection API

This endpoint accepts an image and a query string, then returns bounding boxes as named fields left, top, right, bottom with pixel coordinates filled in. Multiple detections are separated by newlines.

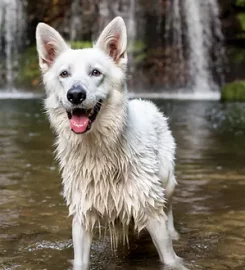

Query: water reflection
left=72, top=265, right=187, bottom=270
left=0, top=100, right=244, bottom=270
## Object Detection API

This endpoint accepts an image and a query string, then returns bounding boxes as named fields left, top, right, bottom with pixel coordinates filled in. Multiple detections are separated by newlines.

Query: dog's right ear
left=36, top=23, right=69, bottom=73
left=95, top=17, right=127, bottom=68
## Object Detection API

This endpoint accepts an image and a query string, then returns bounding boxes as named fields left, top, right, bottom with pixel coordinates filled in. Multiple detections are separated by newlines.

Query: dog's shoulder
left=128, top=98, right=168, bottom=130
left=129, top=98, right=158, bottom=111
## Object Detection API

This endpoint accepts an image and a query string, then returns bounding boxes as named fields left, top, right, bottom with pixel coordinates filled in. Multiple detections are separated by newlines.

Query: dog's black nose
left=67, top=87, right=86, bottom=105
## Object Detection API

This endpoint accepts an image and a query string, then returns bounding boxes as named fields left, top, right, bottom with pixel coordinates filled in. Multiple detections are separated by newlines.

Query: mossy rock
left=221, top=81, right=245, bottom=101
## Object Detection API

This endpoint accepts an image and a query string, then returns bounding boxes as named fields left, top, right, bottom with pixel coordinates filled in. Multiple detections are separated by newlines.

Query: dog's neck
left=92, top=89, right=128, bottom=143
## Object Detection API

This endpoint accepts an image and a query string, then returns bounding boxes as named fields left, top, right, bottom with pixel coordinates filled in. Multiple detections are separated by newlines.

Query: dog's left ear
left=36, top=23, right=69, bottom=73
left=95, top=17, right=127, bottom=66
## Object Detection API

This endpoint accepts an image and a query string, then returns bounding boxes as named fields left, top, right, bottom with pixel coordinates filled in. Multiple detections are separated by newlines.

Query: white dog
left=36, top=17, right=185, bottom=269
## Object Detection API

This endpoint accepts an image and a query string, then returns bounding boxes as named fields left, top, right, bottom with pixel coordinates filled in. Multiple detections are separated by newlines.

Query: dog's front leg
left=72, top=218, right=92, bottom=268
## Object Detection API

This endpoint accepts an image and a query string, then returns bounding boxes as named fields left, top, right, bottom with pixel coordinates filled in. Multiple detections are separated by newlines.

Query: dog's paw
left=70, top=260, right=89, bottom=270
left=73, top=264, right=89, bottom=270
left=163, top=256, right=189, bottom=270
left=163, top=263, right=189, bottom=270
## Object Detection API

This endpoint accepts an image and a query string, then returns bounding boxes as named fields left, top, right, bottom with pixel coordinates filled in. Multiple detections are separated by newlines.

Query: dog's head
left=36, top=17, right=127, bottom=134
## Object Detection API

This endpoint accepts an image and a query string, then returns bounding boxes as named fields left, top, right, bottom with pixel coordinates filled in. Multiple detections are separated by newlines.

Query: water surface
left=0, top=99, right=245, bottom=270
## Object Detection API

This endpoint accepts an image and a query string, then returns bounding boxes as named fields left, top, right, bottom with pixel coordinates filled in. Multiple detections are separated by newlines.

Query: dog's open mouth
left=67, top=99, right=103, bottom=134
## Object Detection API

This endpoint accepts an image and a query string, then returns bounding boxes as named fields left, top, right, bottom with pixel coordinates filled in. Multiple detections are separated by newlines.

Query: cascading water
left=69, top=0, right=82, bottom=42
left=164, top=0, right=225, bottom=97
left=126, top=0, right=136, bottom=75
left=98, top=0, right=136, bottom=75
left=0, top=0, right=26, bottom=90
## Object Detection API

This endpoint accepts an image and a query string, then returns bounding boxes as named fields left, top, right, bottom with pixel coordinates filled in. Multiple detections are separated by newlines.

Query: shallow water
left=0, top=99, right=244, bottom=270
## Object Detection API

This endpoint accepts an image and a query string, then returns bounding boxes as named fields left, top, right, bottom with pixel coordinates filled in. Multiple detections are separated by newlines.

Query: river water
left=0, top=99, right=244, bottom=270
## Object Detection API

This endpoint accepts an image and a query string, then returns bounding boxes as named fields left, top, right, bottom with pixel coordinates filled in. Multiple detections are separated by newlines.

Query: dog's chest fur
left=47, top=95, right=170, bottom=246
left=56, top=127, right=165, bottom=238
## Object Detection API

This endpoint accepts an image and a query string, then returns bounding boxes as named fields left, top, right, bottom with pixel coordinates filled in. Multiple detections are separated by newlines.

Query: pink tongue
left=70, top=115, right=89, bottom=133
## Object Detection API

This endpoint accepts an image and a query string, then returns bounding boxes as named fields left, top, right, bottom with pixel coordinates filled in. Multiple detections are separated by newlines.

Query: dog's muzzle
left=67, top=99, right=103, bottom=134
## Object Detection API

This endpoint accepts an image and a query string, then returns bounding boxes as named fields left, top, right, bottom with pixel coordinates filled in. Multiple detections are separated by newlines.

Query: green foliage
left=228, top=47, right=245, bottom=64
left=16, top=40, right=148, bottom=88
left=16, top=41, right=93, bottom=88
left=221, top=81, right=245, bottom=101
left=237, top=13, right=245, bottom=31
left=16, top=46, right=40, bottom=88
left=236, top=1, right=245, bottom=39
left=128, top=41, right=146, bottom=63
left=236, top=0, right=245, bottom=7
left=72, top=40, right=147, bottom=64
left=71, top=41, right=92, bottom=49
left=128, top=40, right=145, bottom=52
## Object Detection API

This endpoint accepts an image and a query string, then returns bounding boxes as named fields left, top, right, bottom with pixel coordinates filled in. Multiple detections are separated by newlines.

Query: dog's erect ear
left=95, top=17, right=127, bottom=65
left=36, top=23, right=69, bottom=72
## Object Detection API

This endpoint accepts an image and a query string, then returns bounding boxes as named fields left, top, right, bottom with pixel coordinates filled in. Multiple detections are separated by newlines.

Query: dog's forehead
left=57, top=48, right=110, bottom=68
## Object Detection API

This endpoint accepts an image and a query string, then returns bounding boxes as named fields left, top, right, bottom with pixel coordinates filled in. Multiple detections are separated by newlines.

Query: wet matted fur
left=36, top=17, right=187, bottom=270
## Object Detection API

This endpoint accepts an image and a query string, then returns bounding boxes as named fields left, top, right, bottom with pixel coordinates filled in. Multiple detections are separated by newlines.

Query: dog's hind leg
left=164, top=174, right=179, bottom=241
left=72, top=218, right=92, bottom=268
left=167, top=204, right=179, bottom=241
left=147, top=214, right=186, bottom=269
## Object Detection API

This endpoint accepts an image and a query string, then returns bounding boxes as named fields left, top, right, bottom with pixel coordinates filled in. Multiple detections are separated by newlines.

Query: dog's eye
left=60, top=70, right=69, bottom=78
left=91, top=69, right=101, bottom=77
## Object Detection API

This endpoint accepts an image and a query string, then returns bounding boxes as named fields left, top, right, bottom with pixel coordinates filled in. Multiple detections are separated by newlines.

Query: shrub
left=221, top=81, right=245, bottom=101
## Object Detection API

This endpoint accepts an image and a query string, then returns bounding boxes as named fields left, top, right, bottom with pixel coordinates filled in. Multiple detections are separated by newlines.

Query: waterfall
left=98, top=0, right=137, bottom=75
left=184, top=0, right=211, bottom=92
left=165, top=0, right=185, bottom=87
left=0, top=0, right=26, bottom=89
left=69, top=0, right=82, bottom=42
left=127, top=0, right=136, bottom=75
left=165, top=0, right=225, bottom=94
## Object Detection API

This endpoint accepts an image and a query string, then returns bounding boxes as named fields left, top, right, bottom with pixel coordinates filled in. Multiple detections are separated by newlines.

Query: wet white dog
left=36, top=17, right=186, bottom=270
